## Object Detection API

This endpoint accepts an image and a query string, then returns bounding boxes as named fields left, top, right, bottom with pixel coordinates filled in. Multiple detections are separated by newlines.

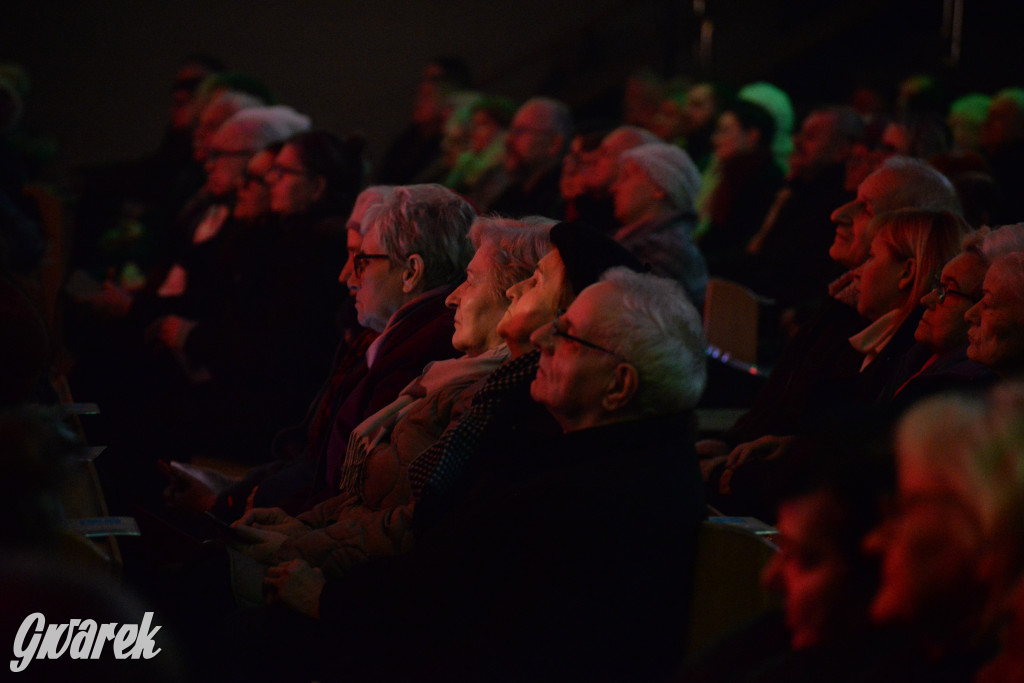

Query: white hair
left=364, top=184, right=476, bottom=290
left=963, top=222, right=1024, bottom=263
left=874, top=156, right=962, bottom=214
left=468, top=217, right=552, bottom=299
left=897, top=384, right=1024, bottom=575
left=349, top=185, right=395, bottom=235
left=593, top=268, right=707, bottom=414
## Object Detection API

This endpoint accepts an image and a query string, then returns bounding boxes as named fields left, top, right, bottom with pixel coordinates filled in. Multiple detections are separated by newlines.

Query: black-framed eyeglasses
left=932, top=277, right=980, bottom=305
left=547, top=309, right=624, bottom=360
left=352, top=252, right=391, bottom=278
left=243, top=171, right=267, bottom=186
left=207, top=149, right=254, bottom=162
left=267, top=163, right=311, bottom=178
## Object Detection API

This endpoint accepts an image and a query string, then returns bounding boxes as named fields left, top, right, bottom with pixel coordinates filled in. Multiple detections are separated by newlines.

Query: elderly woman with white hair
left=235, top=217, right=552, bottom=578
left=965, top=251, right=1024, bottom=378
left=880, top=223, right=1024, bottom=408
left=610, top=141, right=708, bottom=304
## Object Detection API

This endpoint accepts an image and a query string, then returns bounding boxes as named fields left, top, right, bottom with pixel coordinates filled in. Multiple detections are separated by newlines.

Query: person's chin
left=528, top=376, right=544, bottom=403
left=914, top=319, right=929, bottom=341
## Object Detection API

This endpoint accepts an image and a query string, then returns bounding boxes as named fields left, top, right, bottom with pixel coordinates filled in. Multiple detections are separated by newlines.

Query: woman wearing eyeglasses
left=717, top=209, right=966, bottom=506
left=879, top=223, right=1024, bottom=409
left=171, top=130, right=365, bottom=462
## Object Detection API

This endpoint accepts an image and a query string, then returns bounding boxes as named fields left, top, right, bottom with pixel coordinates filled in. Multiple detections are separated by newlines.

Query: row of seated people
left=68, top=55, right=1024, bottom=380
left=7, top=164, right=1024, bottom=679
left=116, top=171, right=1015, bottom=682
left=7, top=57, right=1024, bottom=680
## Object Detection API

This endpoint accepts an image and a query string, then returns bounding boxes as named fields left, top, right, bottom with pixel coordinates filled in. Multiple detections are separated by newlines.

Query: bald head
left=829, top=156, right=960, bottom=269
left=584, top=125, right=661, bottom=192
left=504, top=97, right=573, bottom=177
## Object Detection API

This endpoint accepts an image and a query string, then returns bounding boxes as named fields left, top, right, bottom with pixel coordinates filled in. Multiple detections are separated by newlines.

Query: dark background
left=1, top=0, right=1018, bottom=173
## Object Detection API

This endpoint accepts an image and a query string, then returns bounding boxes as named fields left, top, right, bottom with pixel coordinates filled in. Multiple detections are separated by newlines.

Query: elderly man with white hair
left=243, top=269, right=708, bottom=683
left=611, top=141, right=708, bottom=304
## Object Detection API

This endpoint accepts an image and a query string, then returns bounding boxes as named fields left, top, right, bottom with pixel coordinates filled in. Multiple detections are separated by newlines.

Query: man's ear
left=602, top=363, right=639, bottom=412
left=311, top=175, right=327, bottom=203
left=898, top=258, right=917, bottom=291
left=547, top=133, right=565, bottom=159
left=402, top=253, right=425, bottom=294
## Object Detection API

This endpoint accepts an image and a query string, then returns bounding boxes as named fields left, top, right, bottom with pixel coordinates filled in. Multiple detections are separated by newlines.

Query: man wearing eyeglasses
left=486, top=97, right=573, bottom=218
left=247, top=268, right=708, bottom=683
left=699, top=157, right=965, bottom=518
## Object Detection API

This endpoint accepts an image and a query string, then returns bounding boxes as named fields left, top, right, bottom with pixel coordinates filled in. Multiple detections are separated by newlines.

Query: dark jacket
left=486, top=163, right=564, bottom=219
left=727, top=163, right=850, bottom=308
left=318, top=285, right=460, bottom=495
left=879, top=343, right=997, bottom=415
left=614, top=210, right=709, bottom=306
left=317, top=410, right=707, bottom=682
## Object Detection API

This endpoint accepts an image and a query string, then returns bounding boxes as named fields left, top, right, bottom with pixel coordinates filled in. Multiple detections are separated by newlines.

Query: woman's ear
left=898, top=258, right=917, bottom=291
left=402, top=254, right=425, bottom=293
left=601, top=363, right=639, bottom=412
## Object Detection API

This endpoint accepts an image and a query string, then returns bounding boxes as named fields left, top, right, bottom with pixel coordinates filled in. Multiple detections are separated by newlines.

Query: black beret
left=549, top=221, right=645, bottom=296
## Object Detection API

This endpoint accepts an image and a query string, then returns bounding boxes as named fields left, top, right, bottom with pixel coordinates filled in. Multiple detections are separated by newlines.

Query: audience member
left=737, top=81, right=796, bottom=175
left=864, top=386, right=1024, bottom=678
left=228, top=218, right=548, bottom=583
left=446, top=95, right=515, bottom=207
left=965, top=251, right=1024, bottom=377
left=487, top=97, right=573, bottom=218
left=309, top=184, right=475, bottom=499
left=948, top=93, right=992, bottom=153
left=686, top=413, right=894, bottom=682
left=657, top=81, right=733, bottom=170
left=735, top=106, right=862, bottom=309
left=880, top=223, right=1024, bottom=408
left=699, top=99, right=784, bottom=273
left=570, top=125, right=658, bottom=232
left=164, top=187, right=395, bottom=518
left=611, top=141, right=708, bottom=304
left=249, top=269, right=707, bottom=683
left=152, top=129, right=361, bottom=461
left=375, top=57, right=472, bottom=185
left=699, top=157, right=961, bottom=451
left=980, top=88, right=1024, bottom=222
left=700, top=160, right=964, bottom=520
left=410, top=220, right=643, bottom=535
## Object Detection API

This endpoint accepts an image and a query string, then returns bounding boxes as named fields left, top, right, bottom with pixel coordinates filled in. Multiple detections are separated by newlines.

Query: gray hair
left=468, top=216, right=552, bottom=300
left=593, top=268, right=707, bottom=414
left=988, top=252, right=1024, bottom=306
left=365, top=184, right=476, bottom=290
left=349, top=185, right=395, bottom=235
left=522, top=97, right=574, bottom=151
left=874, top=156, right=962, bottom=214
left=213, top=105, right=311, bottom=152
left=204, top=90, right=263, bottom=126
left=963, top=222, right=1024, bottom=264
left=620, top=142, right=701, bottom=213
left=606, top=125, right=660, bottom=151
left=897, top=384, right=1024, bottom=576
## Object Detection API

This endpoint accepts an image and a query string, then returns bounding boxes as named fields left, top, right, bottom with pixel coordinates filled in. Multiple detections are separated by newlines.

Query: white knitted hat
left=212, top=105, right=312, bottom=151
left=620, top=142, right=701, bottom=212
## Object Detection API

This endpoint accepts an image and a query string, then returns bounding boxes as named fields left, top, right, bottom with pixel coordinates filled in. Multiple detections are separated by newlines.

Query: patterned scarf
left=306, top=328, right=378, bottom=462
left=408, top=351, right=540, bottom=500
